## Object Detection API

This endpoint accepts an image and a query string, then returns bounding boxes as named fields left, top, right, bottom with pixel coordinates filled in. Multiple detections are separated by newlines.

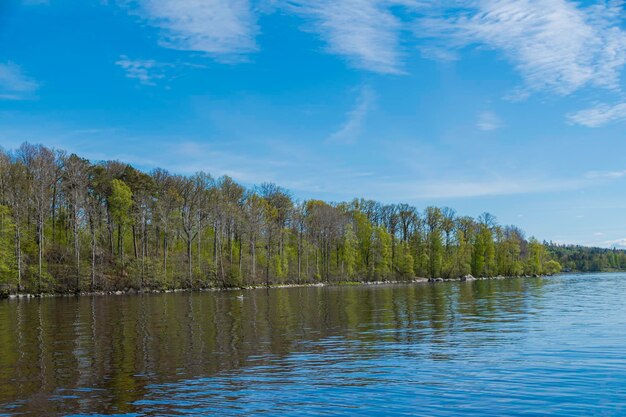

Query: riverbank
left=1, top=274, right=548, bottom=300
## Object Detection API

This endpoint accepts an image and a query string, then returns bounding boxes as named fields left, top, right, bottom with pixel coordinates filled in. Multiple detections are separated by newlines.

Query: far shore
left=2, top=274, right=556, bottom=300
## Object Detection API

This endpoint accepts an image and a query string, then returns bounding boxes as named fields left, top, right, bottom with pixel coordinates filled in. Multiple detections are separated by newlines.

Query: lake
left=1, top=273, right=626, bottom=416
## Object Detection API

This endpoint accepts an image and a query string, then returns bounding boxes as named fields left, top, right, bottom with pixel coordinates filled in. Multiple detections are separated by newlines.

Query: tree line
left=546, top=244, right=626, bottom=272
left=0, top=143, right=562, bottom=294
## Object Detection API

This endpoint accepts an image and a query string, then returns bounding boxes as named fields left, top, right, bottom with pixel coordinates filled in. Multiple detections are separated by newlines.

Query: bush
left=543, top=260, right=562, bottom=276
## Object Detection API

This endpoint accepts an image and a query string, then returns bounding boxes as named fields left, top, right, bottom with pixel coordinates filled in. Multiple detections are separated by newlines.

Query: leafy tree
left=526, top=238, right=545, bottom=275
left=543, top=260, right=562, bottom=275
left=372, top=226, right=392, bottom=279
left=109, top=178, right=133, bottom=267
left=395, top=241, right=415, bottom=279
left=0, top=142, right=586, bottom=294
left=342, top=223, right=358, bottom=280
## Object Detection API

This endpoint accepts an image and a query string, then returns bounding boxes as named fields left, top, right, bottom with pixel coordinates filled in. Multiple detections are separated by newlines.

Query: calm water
left=1, top=273, right=626, bottom=416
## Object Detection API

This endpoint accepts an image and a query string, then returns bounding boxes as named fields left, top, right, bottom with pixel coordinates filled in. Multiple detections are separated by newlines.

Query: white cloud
left=328, top=86, right=375, bottom=143
left=131, top=0, right=257, bottom=60
left=120, top=0, right=626, bottom=106
left=567, top=102, right=626, bottom=127
left=372, top=176, right=586, bottom=200
left=605, top=238, right=626, bottom=249
left=420, top=0, right=626, bottom=97
left=0, top=63, right=38, bottom=100
left=287, top=0, right=403, bottom=74
left=585, top=169, right=626, bottom=179
left=476, top=110, right=503, bottom=131
left=115, top=56, right=166, bottom=85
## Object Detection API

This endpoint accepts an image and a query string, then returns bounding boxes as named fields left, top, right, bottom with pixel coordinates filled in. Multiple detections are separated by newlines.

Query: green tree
left=543, top=259, right=562, bottom=275
left=372, top=226, right=392, bottom=279
left=425, top=207, right=443, bottom=278
left=0, top=205, right=16, bottom=288
left=0, top=142, right=589, bottom=294
left=395, top=241, right=415, bottom=279
left=342, top=223, right=357, bottom=279
left=526, top=238, right=545, bottom=275
left=354, top=211, right=373, bottom=275
left=109, top=179, right=133, bottom=266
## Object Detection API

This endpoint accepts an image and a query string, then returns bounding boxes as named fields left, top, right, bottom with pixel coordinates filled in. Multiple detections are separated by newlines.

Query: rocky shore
left=1, top=273, right=549, bottom=300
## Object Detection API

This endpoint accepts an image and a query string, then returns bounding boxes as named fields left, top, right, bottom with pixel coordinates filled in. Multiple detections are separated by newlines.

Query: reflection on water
left=1, top=274, right=626, bottom=416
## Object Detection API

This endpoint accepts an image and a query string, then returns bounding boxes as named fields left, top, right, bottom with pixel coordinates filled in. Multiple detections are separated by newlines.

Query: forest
left=546, top=244, right=626, bottom=273
left=0, top=143, right=563, bottom=294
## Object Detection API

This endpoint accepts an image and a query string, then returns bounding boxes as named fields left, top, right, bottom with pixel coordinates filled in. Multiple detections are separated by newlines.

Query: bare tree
left=63, top=154, right=89, bottom=291
left=152, top=169, right=179, bottom=282
left=4, top=157, right=29, bottom=292
left=178, top=172, right=212, bottom=285
left=243, top=192, right=264, bottom=285
left=18, top=144, right=58, bottom=292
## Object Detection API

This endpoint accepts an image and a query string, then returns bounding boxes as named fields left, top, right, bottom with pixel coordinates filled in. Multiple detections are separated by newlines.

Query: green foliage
left=526, top=238, right=545, bottom=275
left=546, top=244, right=626, bottom=272
left=0, top=205, right=16, bottom=286
left=425, top=207, right=443, bottom=278
left=543, top=260, right=562, bottom=275
left=372, top=226, right=391, bottom=279
left=354, top=211, right=373, bottom=271
left=342, top=223, right=357, bottom=279
left=472, top=225, right=496, bottom=277
left=395, top=242, right=414, bottom=278
left=109, top=179, right=133, bottom=227
left=0, top=142, right=584, bottom=293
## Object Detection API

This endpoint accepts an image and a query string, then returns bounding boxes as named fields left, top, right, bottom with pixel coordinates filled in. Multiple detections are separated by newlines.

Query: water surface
left=1, top=273, right=626, bottom=416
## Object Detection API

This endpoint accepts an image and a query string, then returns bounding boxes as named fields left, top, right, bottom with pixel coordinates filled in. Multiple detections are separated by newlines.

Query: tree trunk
left=315, top=248, right=319, bottom=281
left=306, top=246, right=309, bottom=282
left=297, top=228, right=302, bottom=283
left=132, top=225, right=138, bottom=259
left=51, top=186, right=56, bottom=245
left=38, top=213, right=43, bottom=293
left=213, top=221, right=218, bottom=277
left=141, top=213, right=146, bottom=288
left=229, top=221, right=233, bottom=266
left=266, top=229, right=271, bottom=286
left=107, top=209, right=114, bottom=257
left=15, top=224, right=21, bottom=293
left=198, top=227, right=202, bottom=279
left=163, top=226, right=168, bottom=281
left=117, top=225, right=121, bottom=260
left=217, top=231, right=225, bottom=286
left=91, top=226, right=96, bottom=292
left=238, top=236, right=243, bottom=282
left=187, top=237, right=192, bottom=286
left=251, top=236, right=256, bottom=285
left=74, top=207, right=80, bottom=292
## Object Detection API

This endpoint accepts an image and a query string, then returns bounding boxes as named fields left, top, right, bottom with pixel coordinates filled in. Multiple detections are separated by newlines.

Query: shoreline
left=2, top=274, right=549, bottom=300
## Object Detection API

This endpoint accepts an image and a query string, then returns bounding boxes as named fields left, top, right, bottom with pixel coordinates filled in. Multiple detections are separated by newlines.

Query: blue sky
left=1, top=0, right=626, bottom=248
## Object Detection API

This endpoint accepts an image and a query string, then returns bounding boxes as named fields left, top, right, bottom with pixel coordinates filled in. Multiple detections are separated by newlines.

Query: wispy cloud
left=328, top=86, right=375, bottom=143
left=0, top=63, right=38, bottom=100
left=420, top=0, right=626, bottom=97
left=371, top=176, right=587, bottom=200
left=567, top=102, right=626, bottom=127
left=476, top=110, right=503, bottom=131
left=605, top=238, right=626, bottom=249
left=287, top=0, right=403, bottom=74
left=130, top=0, right=257, bottom=60
left=120, top=0, right=626, bottom=105
left=585, top=169, right=626, bottom=179
left=115, top=56, right=166, bottom=85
